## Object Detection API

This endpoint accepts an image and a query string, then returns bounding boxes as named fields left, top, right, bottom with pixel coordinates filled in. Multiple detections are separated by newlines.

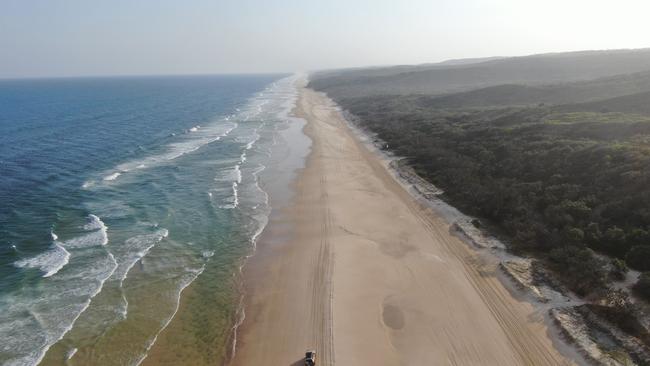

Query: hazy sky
left=1, top=0, right=650, bottom=78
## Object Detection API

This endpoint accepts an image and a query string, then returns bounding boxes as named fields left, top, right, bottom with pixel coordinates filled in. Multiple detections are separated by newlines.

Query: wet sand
left=230, top=86, right=577, bottom=365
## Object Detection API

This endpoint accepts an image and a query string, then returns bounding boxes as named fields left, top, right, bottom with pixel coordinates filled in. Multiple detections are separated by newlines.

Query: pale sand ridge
left=230, top=84, right=577, bottom=366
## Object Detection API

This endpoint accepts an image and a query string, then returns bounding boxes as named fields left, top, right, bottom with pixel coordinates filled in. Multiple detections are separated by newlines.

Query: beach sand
left=230, top=86, right=577, bottom=365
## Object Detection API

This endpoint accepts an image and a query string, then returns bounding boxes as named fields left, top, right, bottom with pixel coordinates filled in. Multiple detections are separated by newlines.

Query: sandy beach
left=230, top=84, right=578, bottom=365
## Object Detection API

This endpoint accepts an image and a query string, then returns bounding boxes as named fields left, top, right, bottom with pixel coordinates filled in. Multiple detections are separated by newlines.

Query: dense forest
left=310, top=49, right=650, bottom=97
left=310, top=50, right=650, bottom=299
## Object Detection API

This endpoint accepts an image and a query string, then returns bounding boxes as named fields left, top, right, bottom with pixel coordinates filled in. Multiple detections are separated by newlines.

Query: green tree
left=548, top=246, right=606, bottom=296
left=628, top=228, right=650, bottom=247
left=634, top=272, right=650, bottom=300
left=560, top=200, right=592, bottom=221
left=626, top=245, right=650, bottom=271
left=563, top=226, right=585, bottom=246
left=585, top=222, right=603, bottom=246
left=603, top=226, right=628, bottom=258
left=610, top=258, right=628, bottom=281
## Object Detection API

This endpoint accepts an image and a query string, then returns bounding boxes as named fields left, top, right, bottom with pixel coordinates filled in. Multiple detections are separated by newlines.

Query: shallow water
left=0, top=74, right=306, bottom=365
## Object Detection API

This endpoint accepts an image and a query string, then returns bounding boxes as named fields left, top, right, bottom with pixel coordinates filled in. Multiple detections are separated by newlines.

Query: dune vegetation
left=311, top=49, right=650, bottom=302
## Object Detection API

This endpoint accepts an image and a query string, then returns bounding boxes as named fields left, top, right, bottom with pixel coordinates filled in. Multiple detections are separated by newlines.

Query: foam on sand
left=133, top=265, right=205, bottom=366
left=66, top=347, right=78, bottom=360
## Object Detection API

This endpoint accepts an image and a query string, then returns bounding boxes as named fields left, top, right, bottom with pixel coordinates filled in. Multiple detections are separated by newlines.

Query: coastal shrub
left=602, top=226, right=630, bottom=258
left=626, top=246, right=650, bottom=271
left=628, top=228, right=650, bottom=247
left=548, top=246, right=607, bottom=296
left=609, top=258, right=629, bottom=281
left=563, top=226, right=585, bottom=246
left=585, top=222, right=603, bottom=246
left=588, top=302, right=650, bottom=347
left=634, top=272, right=650, bottom=301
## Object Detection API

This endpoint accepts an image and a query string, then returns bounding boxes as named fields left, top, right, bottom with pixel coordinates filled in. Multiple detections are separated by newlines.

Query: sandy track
left=230, top=86, right=576, bottom=366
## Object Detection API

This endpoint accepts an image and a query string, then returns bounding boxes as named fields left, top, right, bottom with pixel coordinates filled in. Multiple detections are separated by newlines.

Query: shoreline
left=230, top=83, right=580, bottom=365
left=135, top=76, right=306, bottom=366
left=230, top=81, right=333, bottom=365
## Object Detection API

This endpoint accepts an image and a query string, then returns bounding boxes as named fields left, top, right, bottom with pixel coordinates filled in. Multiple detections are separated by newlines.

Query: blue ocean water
left=0, top=74, right=301, bottom=365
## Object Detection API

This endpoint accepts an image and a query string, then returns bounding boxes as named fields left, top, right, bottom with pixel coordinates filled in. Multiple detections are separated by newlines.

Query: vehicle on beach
left=305, top=350, right=316, bottom=365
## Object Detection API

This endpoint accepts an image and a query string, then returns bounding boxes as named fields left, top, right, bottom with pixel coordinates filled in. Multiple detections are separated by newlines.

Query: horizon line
left=0, top=71, right=297, bottom=82
left=4, top=46, right=650, bottom=81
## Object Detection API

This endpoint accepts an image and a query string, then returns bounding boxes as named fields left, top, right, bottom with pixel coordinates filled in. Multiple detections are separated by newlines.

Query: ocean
left=0, top=74, right=307, bottom=365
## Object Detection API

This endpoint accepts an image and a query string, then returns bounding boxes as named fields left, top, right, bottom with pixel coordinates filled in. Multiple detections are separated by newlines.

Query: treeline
left=310, top=49, right=650, bottom=98
left=331, top=95, right=650, bottom=298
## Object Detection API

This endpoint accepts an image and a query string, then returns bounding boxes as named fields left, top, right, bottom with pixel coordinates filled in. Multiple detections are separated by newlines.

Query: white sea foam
left=32, top=251, right=118, bottom=366
left=66, top=347, right=78, bottom=360
left=232, top=182, right=240, bottom=208
left=234, top=164, right=242, bottom=184
left=102, top=122, right=238, bottom=182
left=119, top=289, right=129, bottom=319
left=249, top=164, right=271, bottom=248
left=240, top=124, right=263, bottom=156
left=214, top=162, right=245, bottom=209
left=14, top=242, right=70, bottom=278
left=219, top=182, right=239, bottom=209
left=114, top=228, right=169, bottom=284
left=252, top=164, right=269, bottom=207
left=250, top=213, right=268, bottom=249
left=93, top=75, right=296, bottom=191
left=84, top=214, right=107, bottom=232
left=227, top=74, right=305, bottom=361
left=13, top=230, right=69, bottom=278
left=64, top=215, right=108, bottom=248
left=3, top=245, right=118, bottom=366
left=103, top=172, right=122, bottom=181
left=245, top=137, right=258, bottom=150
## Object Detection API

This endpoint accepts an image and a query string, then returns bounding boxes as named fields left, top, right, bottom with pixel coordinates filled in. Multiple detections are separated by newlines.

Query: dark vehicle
left=305, top=350, right=316, bottom=365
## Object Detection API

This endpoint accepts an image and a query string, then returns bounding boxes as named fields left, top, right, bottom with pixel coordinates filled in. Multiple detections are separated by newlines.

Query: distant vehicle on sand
left=305, top=350, right=316, bottom=365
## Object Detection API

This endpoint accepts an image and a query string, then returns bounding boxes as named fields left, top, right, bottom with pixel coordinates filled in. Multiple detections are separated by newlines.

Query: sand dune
left=230, top=84, right=578, bottom=365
